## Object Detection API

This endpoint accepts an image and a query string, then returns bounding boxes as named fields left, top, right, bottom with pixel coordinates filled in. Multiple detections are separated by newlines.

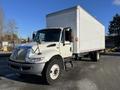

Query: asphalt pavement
left=0, top=53, right=120, bottom=90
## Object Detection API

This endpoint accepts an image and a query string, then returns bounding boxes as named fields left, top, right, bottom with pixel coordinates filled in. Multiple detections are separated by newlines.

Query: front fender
left=39, top=50, right=62, bottom=63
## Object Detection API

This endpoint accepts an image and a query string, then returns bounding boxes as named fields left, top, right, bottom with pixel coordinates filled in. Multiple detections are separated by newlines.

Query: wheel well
left=49, top=55, right=64, bottom=68
left=42, top=55, right=64, bottom=74
left=50, top=55, right=63, bottom=62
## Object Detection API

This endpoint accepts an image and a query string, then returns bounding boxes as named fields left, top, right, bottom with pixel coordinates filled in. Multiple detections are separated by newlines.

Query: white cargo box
left=46, top=5, right=105, bottom=54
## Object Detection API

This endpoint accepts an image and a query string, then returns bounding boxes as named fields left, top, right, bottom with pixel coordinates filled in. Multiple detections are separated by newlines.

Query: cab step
left=64, top=59, right=73, bottom=71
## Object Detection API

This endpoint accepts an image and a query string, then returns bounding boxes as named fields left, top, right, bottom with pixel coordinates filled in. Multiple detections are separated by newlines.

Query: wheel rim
left=50, top=64, right=60, bottom=80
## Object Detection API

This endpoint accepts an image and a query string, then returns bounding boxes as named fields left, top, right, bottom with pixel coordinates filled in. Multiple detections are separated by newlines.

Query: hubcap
left=50, top=64, right=60, bottom=80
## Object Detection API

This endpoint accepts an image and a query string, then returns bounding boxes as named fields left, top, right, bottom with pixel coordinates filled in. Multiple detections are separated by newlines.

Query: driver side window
left=65, top=31, right=71, bottom=41
left=61, top=30, right=72, bottom=42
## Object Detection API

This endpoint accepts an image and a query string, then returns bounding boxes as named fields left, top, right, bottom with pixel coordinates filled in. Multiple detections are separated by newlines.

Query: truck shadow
left=0, top=56, right=48, bottom=85
left=101, top=52, right=120, bottom=56
left=0, top=56, right=96, bottom=86
left=77, top=58, right=96, bottom=62
left=1, top=71, right=49, bottom=85
left=8, top=74, right=48, bottom=85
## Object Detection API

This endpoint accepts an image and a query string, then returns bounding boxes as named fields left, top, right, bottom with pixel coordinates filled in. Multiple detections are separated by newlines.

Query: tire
left=90, top=51, right=100, bottom=61
left=42, top=57, right=63, bottom=85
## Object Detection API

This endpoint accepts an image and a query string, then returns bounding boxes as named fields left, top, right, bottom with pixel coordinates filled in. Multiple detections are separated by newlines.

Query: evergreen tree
left=109, top=14, right=120, bottom=47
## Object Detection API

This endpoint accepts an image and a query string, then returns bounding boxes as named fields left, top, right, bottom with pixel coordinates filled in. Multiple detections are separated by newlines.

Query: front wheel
left=42, top=57, right=63, bottom=84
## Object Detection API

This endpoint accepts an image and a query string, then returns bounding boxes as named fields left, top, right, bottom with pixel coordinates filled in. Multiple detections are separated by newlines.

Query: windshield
left=34, top=29, right=61, bottom=42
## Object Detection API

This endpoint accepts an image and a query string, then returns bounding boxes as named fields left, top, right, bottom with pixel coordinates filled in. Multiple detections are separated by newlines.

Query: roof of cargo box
left=36, top=27, right=63, bottom=32
left=46, top=5, right=104, bottom=26
left=47, top=6, right=78, bottom=17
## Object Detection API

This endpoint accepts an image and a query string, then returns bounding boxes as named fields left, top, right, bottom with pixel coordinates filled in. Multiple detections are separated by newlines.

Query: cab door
left=59, top=28, right=73, bottom=58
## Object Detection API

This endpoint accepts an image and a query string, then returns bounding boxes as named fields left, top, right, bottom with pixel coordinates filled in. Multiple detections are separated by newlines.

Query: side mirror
left=64, top=27, right=71, bottom=31
left=68, top=29, right=72, bottom=42
left=32, top=32, right=36, bottom=41
left=63, top=29, right=65, bottom=46
left=62, top=27, right=72, bottom=46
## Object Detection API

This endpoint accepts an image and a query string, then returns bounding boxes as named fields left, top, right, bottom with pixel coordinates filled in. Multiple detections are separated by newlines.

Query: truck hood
left=17, top=42, right=59, bottom=54
left=17, top=42, right=37, bottom=48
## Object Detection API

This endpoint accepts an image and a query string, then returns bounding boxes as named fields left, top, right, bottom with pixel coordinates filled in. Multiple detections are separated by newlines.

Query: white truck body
left=46, top=6, right=105, bottom=54
left=9, top=5, right=105, bottom=84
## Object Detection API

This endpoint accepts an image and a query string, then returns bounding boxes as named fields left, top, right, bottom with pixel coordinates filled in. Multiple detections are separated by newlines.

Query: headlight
left=25, top=48, right=44, bottom=63
left=27, top=57, right=45, bottom=63
left=29, top=57, right=44, bottom=63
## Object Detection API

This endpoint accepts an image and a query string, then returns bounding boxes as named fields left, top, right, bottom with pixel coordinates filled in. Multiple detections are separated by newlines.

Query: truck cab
left=9, top=27, right=73, bottom=84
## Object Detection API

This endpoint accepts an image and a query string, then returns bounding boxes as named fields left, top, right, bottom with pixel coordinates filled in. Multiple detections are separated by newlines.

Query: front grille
left=16, top=48, right=27, bottom=60
left=11, top=48, right=28, bottom=62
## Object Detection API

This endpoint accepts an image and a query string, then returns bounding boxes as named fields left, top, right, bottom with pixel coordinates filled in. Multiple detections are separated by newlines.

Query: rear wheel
left=90, top=51, right=100, bottom=61
left=42, top=57, right=63, bottom=85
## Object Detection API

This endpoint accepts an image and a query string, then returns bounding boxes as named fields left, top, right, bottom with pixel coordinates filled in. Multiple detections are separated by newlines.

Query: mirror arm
left=63, top=29, right=65, bottom=46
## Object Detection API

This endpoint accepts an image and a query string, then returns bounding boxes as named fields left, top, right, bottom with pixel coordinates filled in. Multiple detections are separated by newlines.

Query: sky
left=0, top=0, right=120, bottom=38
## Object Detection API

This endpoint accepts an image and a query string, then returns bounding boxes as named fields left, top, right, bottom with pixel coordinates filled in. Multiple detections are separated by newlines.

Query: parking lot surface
left=0, top=53, right=120, bottom=90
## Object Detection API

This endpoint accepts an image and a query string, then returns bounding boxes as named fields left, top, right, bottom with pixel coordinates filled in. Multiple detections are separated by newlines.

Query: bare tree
left=0, top=7, right=4, bottom=41
left=5, top=19, right=18, bottom=42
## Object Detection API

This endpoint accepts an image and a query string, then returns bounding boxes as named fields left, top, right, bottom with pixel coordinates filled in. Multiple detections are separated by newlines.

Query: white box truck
left=8, top=5, right=105, bottom=84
